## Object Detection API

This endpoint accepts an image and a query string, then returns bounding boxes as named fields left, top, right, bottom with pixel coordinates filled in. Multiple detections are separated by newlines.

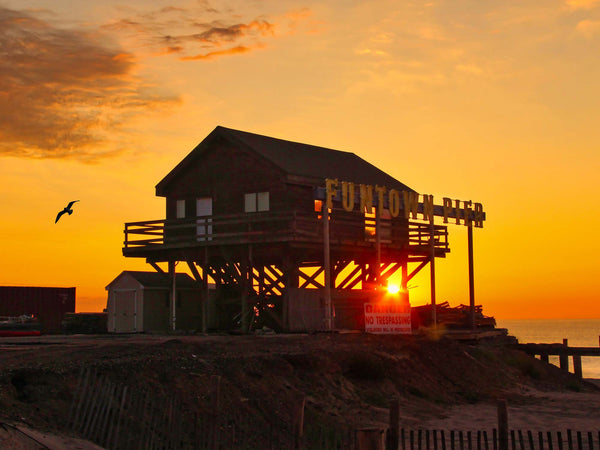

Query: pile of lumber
left=411, top=301, right=496, bottom=330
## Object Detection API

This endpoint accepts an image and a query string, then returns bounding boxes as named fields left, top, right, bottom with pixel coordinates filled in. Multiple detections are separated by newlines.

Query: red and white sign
left=364, top=302, right=411, bottom=334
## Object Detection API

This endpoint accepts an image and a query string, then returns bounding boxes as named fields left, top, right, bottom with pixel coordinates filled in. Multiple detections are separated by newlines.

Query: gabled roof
left=106, top=271, right=198, bottom=290
left=156, top=126, right=414, bottom=194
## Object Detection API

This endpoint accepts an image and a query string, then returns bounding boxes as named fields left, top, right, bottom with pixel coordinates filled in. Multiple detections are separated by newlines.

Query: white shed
left=105, top=271, right=204, bottom=333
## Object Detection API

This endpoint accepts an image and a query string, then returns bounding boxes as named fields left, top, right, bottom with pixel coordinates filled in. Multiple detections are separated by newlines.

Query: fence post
left=356, top=428, right=385, bottom=450
left=294, top=397, right=305, bottom=450
left=210, top=375, right=221, bottom=450
left=498, top=400, right=508, bottom=450
left=387, top=399, right=400, bottom=450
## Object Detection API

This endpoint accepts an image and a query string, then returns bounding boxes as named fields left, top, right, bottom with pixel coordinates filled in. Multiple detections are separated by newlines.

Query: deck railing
left=123, top=210, right=449, bottom=253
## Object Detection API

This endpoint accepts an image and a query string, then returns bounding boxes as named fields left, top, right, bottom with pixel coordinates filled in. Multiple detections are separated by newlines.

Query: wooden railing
left=123, top=210, right=449, bottom=253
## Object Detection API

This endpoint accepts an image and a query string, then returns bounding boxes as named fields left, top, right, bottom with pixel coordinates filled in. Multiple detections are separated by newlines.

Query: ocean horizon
left=497, top=318, right=600, bottom=379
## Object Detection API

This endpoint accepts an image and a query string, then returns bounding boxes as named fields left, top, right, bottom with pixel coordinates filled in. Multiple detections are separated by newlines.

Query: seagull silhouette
left=55, top=200, right=79, bottom=223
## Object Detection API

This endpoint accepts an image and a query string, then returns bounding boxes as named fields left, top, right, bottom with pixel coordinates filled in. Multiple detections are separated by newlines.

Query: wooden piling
left=573, top=355, right=583, bottom=378
left=560, top=339, right=569, bottom=372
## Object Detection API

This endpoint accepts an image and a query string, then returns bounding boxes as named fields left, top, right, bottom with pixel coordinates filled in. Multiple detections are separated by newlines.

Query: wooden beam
left=380, top=262, right=401, bottom=282
left=337, top=264, right=362, bottom=290
left=298, top=267, right=324, bottom=289
left=407, top=260, right=429, bottom=283
left=186, top=260, right=203, bottom=284
left=149, top=261, right=165, bottom=274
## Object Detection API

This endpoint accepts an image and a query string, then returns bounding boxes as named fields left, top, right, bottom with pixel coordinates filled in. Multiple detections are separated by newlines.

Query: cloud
left=0, top=7, right=178, bottom=162
left=102, top=6, right=310, bottom=61
left=180, top=45, right=254, bottom=61
left=566, top=0, right=600, bottom=9
left=163, top=20, right=274, bottom=59
left=575, top=19, right=600, bottom=37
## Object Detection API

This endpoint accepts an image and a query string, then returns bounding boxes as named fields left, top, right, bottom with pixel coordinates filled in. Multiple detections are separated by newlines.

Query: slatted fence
left=398, top=429, right=600, bottom=450
left=67, top=368, right=352, bottom=449
left=67, top=370, right=598, bottom=450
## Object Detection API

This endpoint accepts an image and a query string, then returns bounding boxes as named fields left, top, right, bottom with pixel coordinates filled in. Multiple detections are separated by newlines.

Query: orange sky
left=1, top=0, right=599, bottom=319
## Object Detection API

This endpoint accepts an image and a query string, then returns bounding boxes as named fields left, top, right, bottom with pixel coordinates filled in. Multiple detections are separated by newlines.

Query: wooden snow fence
left=393, top=428, right=600, bottom=450
left=67, top=368, right=352, bottom=449
left=68, top=368, right=190, bottom=449
left=382, top=400, right=600, bottom=450
left=68, top=372, right=598, bottom=450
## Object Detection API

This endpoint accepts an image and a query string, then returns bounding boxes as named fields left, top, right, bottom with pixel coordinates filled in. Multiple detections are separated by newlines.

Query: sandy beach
left=419, top=384, right=600, bottom=431
left=1, top=333, right=599, bottom=449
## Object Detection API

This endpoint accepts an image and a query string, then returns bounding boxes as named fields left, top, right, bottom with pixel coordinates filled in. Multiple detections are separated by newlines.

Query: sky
left=1, top=0, right=599, bottom=318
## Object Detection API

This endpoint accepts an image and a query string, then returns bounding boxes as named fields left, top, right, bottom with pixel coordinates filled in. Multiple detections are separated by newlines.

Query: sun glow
left=387, top=283, right=401, bottom=295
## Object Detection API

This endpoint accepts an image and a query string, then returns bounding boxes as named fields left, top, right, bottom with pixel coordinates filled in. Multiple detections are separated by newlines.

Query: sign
left=364, top=302, right=411, bottom=334
left=319, top=179, right=486, bottom=228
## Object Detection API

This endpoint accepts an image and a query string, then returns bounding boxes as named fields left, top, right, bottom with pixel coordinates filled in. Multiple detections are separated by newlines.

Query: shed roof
left=156, top=126, right=414, bottom=194
left=106, top=271, right=198, bottom=290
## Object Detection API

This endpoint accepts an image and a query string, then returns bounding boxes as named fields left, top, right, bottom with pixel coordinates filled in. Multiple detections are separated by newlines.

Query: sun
left=387, top=283, right=400, bottom=295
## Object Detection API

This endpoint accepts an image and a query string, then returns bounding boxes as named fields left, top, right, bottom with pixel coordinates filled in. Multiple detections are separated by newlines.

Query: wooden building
left=123, top=126, right=451, bottom=332
left=105, top=271, right=211, bottom=333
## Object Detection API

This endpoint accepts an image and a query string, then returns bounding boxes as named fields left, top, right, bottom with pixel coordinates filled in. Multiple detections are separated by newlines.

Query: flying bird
left=55, top=200, right=79, bottom=223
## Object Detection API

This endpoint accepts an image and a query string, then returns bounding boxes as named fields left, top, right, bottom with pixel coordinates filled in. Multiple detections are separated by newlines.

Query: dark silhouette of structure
left=122, top=126, right=454, bottom=332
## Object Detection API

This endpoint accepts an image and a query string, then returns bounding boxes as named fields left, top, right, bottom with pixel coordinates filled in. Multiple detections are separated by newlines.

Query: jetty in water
left=516, top=338, right=600, bottom=378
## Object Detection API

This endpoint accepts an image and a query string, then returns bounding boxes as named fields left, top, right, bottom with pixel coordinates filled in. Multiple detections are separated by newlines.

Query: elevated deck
left=123, top=210, right=449, bottom=261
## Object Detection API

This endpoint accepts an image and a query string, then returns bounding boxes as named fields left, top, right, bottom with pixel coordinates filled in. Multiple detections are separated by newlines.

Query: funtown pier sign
left=323, top=178, right=486, bottom=227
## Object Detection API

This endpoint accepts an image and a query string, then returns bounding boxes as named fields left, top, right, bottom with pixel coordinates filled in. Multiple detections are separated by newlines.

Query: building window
left=244, top=192, right=269, bottom=212
left=176, top=200, right=185, bottom=218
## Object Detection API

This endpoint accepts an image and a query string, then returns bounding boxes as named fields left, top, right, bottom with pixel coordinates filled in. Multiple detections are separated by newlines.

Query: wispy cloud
left=575, top=19, right=600, bottom=37
left=566, top=0, right=600, bottom=9
left=102, top=6, right=311, bottom=61
left=0, top=7, right=178, bottom=162
left=180, top=44, right=255, bottom=61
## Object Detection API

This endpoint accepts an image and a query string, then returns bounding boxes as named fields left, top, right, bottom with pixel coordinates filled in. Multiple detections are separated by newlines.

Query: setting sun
left=387, top=284, right=401, bottom=295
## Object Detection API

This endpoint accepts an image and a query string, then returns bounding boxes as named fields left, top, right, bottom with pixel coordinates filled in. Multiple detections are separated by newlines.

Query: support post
left=323, top=203, right=332, bottom=331
left=376, top=208, right=381, bottom=286
left=429, top=217, right=436, bottom=327
left=401, top=256, right=408, bottom=291
left=203, top=249, right=209, bottom=334
left=468, top=224, right=476, bottom=330
left=169, top=261, right=177, bottom=331
left=241, top=259, right=250, bottom=332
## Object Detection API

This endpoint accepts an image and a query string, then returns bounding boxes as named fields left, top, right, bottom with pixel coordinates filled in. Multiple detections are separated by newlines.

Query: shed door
left=114, top=290, right=137, bottom=333
left=196, top=197, right=213, bottom=241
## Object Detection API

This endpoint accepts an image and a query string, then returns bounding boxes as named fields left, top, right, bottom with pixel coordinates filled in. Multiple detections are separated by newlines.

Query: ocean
left=497, top=319, right=600, bottom=379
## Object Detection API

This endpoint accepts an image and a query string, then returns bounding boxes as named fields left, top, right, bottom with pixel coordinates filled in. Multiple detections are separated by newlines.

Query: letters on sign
left=325, top=178, right=485, bottom=228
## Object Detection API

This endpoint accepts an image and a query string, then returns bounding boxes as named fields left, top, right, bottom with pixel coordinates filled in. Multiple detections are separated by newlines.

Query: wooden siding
left=163, top=138, right=285, bottom=219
